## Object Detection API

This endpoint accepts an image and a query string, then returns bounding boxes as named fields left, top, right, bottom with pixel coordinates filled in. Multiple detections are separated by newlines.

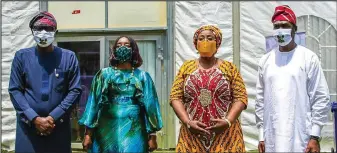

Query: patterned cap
left=29, top=11, right=57, bottom=30
left=193, top=25, right=223, bottom=50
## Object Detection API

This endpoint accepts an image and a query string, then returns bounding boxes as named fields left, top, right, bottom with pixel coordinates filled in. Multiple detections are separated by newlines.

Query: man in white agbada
left=255, top=5, right=330, bottom=153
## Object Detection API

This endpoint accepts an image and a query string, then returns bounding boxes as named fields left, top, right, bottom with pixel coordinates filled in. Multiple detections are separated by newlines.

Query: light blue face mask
left=114, top=46, right=132, bottom=63
left=273, top=29, right=293, bottom=46
left=33, top=30, right=55, bottom=47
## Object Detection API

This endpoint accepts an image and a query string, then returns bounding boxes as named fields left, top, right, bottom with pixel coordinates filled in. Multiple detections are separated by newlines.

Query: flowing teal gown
left=78, top=67, right=163, bottom=153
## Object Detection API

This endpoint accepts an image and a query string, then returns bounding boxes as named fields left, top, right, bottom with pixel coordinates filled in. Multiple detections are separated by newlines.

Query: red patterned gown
left=170, top=60, right=248, bottom=153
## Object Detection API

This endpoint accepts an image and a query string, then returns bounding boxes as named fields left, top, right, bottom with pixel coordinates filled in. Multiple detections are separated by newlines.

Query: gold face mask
left=197, top=40, right=217, bottom=57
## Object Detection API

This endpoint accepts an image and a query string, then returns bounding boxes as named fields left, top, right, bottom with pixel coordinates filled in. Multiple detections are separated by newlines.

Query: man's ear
left=291, top=24, right=297, bottom=34
left=55, top=30, right=59, bottom=35
left=291, top=25, right=297, bottom=38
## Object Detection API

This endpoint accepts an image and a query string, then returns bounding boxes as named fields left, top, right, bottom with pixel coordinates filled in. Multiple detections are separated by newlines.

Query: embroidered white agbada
left=255, top=45, right=330, bottom=152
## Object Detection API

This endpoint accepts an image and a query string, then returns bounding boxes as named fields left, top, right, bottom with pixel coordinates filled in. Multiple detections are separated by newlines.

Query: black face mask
left=114, top=46, right=132, bottom=63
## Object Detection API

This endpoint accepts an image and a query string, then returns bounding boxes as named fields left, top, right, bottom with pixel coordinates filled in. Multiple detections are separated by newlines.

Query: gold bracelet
left=224, top=118, right=231, bottom=127
left=221, top=116, right=232, bottom=127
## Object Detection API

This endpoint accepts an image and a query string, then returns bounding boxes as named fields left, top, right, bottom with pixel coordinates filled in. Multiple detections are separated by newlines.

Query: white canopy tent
left=2, top=1, right=40, bottom=151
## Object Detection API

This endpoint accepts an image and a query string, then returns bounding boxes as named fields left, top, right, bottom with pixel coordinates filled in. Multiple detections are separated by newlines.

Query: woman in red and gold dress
left=170, top=25, right=248, bottom=152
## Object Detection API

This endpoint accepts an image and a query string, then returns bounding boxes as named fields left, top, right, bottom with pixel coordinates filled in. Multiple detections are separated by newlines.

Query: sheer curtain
left=137, top=41, right=157, bottom=81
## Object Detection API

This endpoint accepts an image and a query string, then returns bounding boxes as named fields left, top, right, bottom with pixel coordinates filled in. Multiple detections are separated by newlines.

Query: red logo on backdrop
left=72, top=10, right=81, bottom=14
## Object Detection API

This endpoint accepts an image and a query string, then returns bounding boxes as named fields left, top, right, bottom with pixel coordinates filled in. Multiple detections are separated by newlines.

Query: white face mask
left=33, top=30, right=55, bottom=47
left=273, top=29, right=293, bottom=46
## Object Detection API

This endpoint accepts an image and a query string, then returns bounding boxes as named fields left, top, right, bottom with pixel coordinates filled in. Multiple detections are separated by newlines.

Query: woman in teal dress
left=79, top=36, right=163, bottom=153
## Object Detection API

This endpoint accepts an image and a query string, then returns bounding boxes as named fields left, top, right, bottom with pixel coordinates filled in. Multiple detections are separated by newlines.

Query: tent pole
left=232, top=1, right=241, bottom=70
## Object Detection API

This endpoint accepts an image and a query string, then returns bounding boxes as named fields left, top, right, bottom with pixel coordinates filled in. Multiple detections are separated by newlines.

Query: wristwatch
left=310, top=135, right=321, bottom=142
